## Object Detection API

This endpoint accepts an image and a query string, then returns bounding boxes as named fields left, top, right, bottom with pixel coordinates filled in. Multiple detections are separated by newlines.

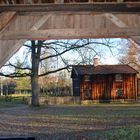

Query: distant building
left=71, top=60, right=138, bottom=101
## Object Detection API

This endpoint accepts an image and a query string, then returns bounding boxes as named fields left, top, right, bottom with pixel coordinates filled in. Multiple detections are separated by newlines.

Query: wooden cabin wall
left=91, top=75, right=110, bottom=100
left=123, top=74, right=137, bottom=100
left=80, top=74, right=137, bottom=101
left=80, top=81, right=92, bottom=100
left=72, top=78, right=80, bottom=96
left=80, top=75, right=114, bottom=100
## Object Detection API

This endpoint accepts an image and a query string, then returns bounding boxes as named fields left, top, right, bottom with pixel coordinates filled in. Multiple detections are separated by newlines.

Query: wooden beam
left=55, top=0, right=64, bottom=4
left=1, top=28, right=140, bottom=40
left=0, top=14, right=52, bottom=67
left=117, top=0, right=124, bottom=2
left=0, top=3, right=140, bottom=13
left=104, top=13, right=140, bottom=46
left=104, top=13, right=127, bottom=27
left=24, top=0, right=33, bottom=4
left=131, top=36, right=140, bottom=46
left=1, top=0, right=140, bottom=4
left=31, top=14, right=52, bottom=30
left=0, top=40, right=26, bottom=68
left=0, top=12, right=16, bottom=31
left=88, top=0, right=93, bottom=2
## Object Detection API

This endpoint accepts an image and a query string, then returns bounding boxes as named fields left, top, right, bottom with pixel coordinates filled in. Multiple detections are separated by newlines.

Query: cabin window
left=115, top=74, right=124, bottom=98
left=116, top=89, right=123, bottom=98
left=84, top=75, right=90, bottom=82
left=115, top=74, right=123, bottom=81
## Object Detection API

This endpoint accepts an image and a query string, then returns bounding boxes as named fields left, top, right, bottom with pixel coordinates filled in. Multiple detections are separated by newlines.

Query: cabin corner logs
left=71, top=65, right=138, bottom=101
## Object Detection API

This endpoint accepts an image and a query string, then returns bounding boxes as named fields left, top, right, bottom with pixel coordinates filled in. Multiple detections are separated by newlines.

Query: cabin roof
left=71, top=64, right=138, bottom=77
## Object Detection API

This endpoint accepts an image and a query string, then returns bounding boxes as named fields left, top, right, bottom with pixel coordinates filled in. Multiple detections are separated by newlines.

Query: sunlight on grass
left=10, top=93, right=31, bottom=97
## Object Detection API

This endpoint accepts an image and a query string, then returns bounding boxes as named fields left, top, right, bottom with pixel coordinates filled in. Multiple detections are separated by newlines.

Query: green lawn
left=0, top=95, right=25, bottom=107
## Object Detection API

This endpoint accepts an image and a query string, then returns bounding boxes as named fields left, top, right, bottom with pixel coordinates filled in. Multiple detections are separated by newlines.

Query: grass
left=10, top=93, right=31, bottom=97
left=0, top=94, right=29, bottom=107
left=104, top=126, right=140, bottom=140
left=24, top=104, right=140, bottom=140
left=0, top=97, right=140, bottom=139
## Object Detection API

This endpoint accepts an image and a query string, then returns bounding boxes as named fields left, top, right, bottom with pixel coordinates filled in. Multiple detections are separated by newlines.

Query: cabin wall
left=80, top=75, right=113, bottom=100
left=91, top=75, right=113, bottom=100
left=123, top=74, right=137, bottom=100
left=111, top=74, right=137, bottom=100
left=80, top=81, right=92, bottom=100
left=79, top=74, right=137, bottom=101
left=72, top=78, right=80, bottom=96
left=91, top=75, right=107, bottom=100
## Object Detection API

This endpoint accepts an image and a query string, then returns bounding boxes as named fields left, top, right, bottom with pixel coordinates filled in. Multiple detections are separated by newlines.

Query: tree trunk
left=31, top=40, right=41, bottom=106
left=31, top=74, right=40, bottom=106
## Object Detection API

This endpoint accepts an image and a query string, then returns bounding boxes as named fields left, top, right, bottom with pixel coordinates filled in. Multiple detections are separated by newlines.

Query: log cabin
left=71, top=60, right=138, bottom=102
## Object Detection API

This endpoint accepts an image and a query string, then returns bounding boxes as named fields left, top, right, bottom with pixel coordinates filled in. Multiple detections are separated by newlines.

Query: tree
left=2, top=78, right=16, bottom=95
left=119, top=40, right=140, bottom=77
left=15, top=77, right=30, bottom=93
left=0, top=39, right=118, bottom=106
left=11, top=59, right=31, bottom=94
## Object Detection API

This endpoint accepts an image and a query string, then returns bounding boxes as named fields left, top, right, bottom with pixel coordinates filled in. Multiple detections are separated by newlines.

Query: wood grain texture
left=0, top=3, right=140, bottom=13
left=0, top=12, right=16, bottom=31
left=1, top=28, right=140, bottom=40
left=79, top=74, right=137, bottom=100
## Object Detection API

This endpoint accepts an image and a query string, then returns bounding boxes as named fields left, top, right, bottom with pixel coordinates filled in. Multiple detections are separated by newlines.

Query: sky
left=0, top=38, right=128, bottom=74
left=61, top=38, right=126, bottom=65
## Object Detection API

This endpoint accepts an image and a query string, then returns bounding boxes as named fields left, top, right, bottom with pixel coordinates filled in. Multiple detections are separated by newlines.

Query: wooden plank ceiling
left=0, top=0, right=140, bottom=68
left=0, top=0, right=140, bottom=4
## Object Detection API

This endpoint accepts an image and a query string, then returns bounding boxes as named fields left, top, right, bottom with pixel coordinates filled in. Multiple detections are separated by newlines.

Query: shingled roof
left=71, top=65, right=138, bottom=76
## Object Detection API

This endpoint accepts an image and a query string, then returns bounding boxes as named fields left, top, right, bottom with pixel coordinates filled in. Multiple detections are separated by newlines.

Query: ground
left=0, top=103, right=140, bottom=140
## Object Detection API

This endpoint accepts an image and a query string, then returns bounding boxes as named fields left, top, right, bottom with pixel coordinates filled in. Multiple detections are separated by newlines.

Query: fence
left=24, top=96, right=81, bottom=105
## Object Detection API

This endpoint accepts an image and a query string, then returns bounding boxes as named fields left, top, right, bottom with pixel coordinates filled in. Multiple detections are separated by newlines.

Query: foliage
left=15, top=77, right=31, bottom=91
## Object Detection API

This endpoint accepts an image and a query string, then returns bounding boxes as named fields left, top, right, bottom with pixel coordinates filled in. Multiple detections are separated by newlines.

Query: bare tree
left=0, top=39, right=117, bottom=106
left=119, top=40, right=140, bottom=77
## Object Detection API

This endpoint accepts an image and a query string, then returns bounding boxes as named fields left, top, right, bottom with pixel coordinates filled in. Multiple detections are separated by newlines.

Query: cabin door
left=83, top=82, right=92, bottom=100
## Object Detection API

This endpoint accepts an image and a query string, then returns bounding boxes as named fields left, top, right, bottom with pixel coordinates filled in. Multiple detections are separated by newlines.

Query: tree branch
left=0, top=72, right=31, bottom=78
left=39, top=66, right=70, bottom=77
left=40, top=43, right=90, bottom=61
left=40, top=40, right=115, bottom=62
left=3, top=62, right=31, bottom=70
